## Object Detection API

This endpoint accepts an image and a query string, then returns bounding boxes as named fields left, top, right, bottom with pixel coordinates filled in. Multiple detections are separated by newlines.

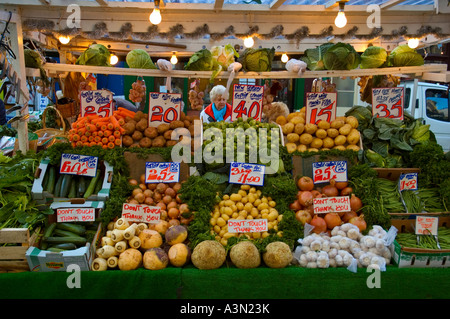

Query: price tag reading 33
left=229, top=162, right=265, bottom=186
left=148, top=92, right=182, bottom=127
left=145, top=162, right=180, bottom=183
left=306, top=92, right=337, bottom=124
left=232, top=84, right=264, bottom=122
left=372, top=87, right=404, bottom=120
left=80, top=89, right=113, bottom=118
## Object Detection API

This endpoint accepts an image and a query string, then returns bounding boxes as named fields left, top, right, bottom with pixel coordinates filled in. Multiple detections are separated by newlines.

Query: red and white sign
left=148, top=92, right=182, bottom=127
left=306, top=92, right=337, bottom=124
left=415, top=216, right=438, bottom=236
left=313, top=196, right=351, bottom=214
left=80, top=89, right=114, bottom=118
left=372, top=87, right=404, bottom=120
left=312, top=160, right=347, bottom=184
left=229, top=162, right=265, bottom=186
left=145, top=162, right=180, bottom=183
left=231, top=84, right=264, bottom=121
left=57, top=208, right=95, bottom=222
left=228, top=219, right=268, bottom=233
left=398, top=172, right=418, bottom=192
left=122, top=203, right=161, bottom=224
left=59, top=153, right=99, bottom=177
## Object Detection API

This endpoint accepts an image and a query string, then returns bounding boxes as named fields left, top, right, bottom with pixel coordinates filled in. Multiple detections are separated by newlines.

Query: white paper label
left=313, top=196, right=351, bottom=214
left=228, top=219, right=268, bottom=233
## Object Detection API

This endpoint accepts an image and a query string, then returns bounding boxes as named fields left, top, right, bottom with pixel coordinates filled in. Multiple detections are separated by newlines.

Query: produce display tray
left=0, top=228, right=39, bottom=273
left=374, top=168, right=421, bottom=181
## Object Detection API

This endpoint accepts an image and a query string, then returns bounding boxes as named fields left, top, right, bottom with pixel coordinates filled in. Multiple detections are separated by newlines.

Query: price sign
left=228, top=219, right=268, bottom=233
left=415, top=216, right=438, bottom=236
left=121, top=203, right=161, bottom=224
left=59, top=153, right=99, bottom=177
left=372, top=87, right=404, bottom=120
left=79, top=89, right=113, bottom=118
left=229, top=162, right=265, bottom=186
left=312, top=160, right=347, bottom=184
left=231, top=84, right=264, bottom=121
left=306, top=92, right=337, bottom=124
left=398, top=173, right=418, bottom=192
left=148, top=92, right=182, bottom=127
left=56, top=208, right=95, bottom=222
left=145, top=162, right=180, bottom=183
left=313, top=196, right=351, bottom=214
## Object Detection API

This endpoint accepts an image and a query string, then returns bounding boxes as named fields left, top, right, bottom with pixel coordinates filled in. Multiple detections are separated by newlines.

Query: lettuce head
left=301, top=43, right=334, bottom=71
left=388, top=44, right=424, bottom=67
left=360, top=46, right=388, bottom=69
left=126, top=49, right=157, bottom=69
left=239, top=47, right=275, bottom=72
left=185, top=49, right=222, bottom=83
left=211, top=44, right=239, bottom=69
left=76, top=43, right=111, bottom=67
left=323, top=42, right=361, bottom=70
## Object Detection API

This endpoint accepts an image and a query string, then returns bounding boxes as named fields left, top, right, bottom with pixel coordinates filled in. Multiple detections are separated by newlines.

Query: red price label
left=372, top=87, right=404, bottom=120
left=398, top=173, right=418, bottom=192
left=148, top=92, right=182, bottom=127
left=306, top=92, right=337, bottom=124
left=232, top=84, right=264, bottom=122
left=229, top=162, right=265, bottom=186
left=79, top=89, right=113, bottom=118
left=145, top=162, right=180, bottom=183
left=312, top=161, right=347, bottom=184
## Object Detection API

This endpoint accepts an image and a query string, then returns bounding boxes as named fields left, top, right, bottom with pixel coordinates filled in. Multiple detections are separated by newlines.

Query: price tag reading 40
left=232, top=84, right=264, bottom=122
left=306, top=92, right=337, bottom=124
left=312, top=160, right=347, bottom=184
left=372, top=87, right=404, bottom=120
left=80, top=89, right=113, bottom=118
left=145, top=162, right=180, bottom=183
left=398, top=172, right=418, bottom=192
left=229, top=162, right=265, bottom=186
left=148, top=92, right=182, bottom=127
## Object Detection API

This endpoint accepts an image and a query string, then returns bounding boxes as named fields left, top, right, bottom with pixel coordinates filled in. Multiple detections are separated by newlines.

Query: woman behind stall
left=200, top=85, right=232, bottom=123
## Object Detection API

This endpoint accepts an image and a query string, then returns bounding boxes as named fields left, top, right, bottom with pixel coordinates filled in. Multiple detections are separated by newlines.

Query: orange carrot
left=114, top=138, right=122, bottom=146
left=113, top=130, right=121, bottom=138
left=117, top=118, right=125, bottom=126
left=107, top=142, right=115, bottom=149
left=103, top=130, right=113, bottom=137
left=102, top=144, right=108, bottom=149
left=97, top=142, right=103, bottom=147
left=117, top=107, right=136, bottom=118
left=86, top=124, right=97, bottom=132
left=107, top=122, right=114, bottom=131
left=77, top=127, right=87, bottom=135
left=86, top=115, right=100, bottom=122
left=97, top=131, right=104, bottom=137
left=80, top=136, right=88, bottom=143
left=72, top=135, right=80, bottom=142
left=100, top=124, right=108, bottom=131
left=84, top=131, right=91, bottom=137
left=92, top=131, right=98, bottom=137
left=76, top=141, right=83, bottom=147
left=88, top=136, right=94, bottom=142
left=83, top=142, right=90, bottom=147
left=108, top=135, right=115, bottom=143
left=89, top=141, right=97, bottom=147
left=94, top=136, right=101, bottom=143
left=101, top=137, right=109, bottom=144
left=109, top=115, right=121, bottom=131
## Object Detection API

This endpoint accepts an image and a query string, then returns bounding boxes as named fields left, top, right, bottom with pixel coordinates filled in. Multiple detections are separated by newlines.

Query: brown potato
left=334, top=135, right=347, bottom=146
left=345, top=116, right=359, bottom=129
left=317, top=120, right=331, bottom=130
left=330, top=119, right=345, bottom=129
left=136, top=119, right=148, bottom=132
left=123, top=122, right=136, bottom=135
left=299, top=133, right=313, bottom=145
left=315, top=128, right=327, bottom=139
left=327, top=128, right=339, bottom=138
left=152, top=136, right=166, bottom=148
left=122, top=135, right=134, bottom=147
left=322, top=137, right=335, bottom=149
left=164, top=129, right=174, bottom=140
left=304, top=123, right=317, bottom=135
left=282, top=123, right=294, bottom=135
left=157, top=123, right=170, bottom=134
left=310, top=138, right=323, bottom=149
left=297, top=144, right=308, bottom=152
left=132, top=130, right=143, bottom=141
left=169, top=120, right=185, bottom=130
left=286, top=133, right=300, bottom=144
left=294, top=123, right=305, bottom=135
left=166, top=140, right=178, bottom=147
left=139, top=137, right=152, bottom=148
left=339, top=123, right=352, bottom=136
left=133, top=111, right=146, bottom=122
left=180, top=111, right=186, bottom=121
left=286, top=143, right=297, bottom=154
left=144, top=127, right=158, bottom=138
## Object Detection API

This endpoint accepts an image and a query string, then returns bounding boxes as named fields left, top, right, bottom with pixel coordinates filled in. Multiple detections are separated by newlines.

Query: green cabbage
left=211, top=44, right=239, bottom=69
left=301, top=43, right=334, bottom=71
left=322, top=42, right=360, bottom=70
left=388, top=44, right=424, bottom=67
left=76, top=44, right=111, bottom=67
left=239, top=47, right=275, bottom=72
left=185, top=49, right=221, bottom=83
left=126, top=49, right=156, bottom=69
left=360, top=46, right=388, bottom=69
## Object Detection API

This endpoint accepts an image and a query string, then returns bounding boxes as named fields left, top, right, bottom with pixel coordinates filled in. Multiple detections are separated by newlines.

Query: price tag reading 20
left=232, top=84, right=264, bottom=122
left=306, top=92, right=337, bottom=125
left=145, top=162, right=180, bottom=183
left=80, top=89, right=113, bottom=118
left=229, top=162, right=265, bottom=187
left=372, top=87, right=404, bottom=120
left=148, top=92, right=182, bottom=128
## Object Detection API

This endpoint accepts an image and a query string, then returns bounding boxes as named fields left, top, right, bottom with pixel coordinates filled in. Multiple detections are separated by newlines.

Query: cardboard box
left=292, top=154, right=355, bottom=179
left=374, top=168, right=421, bottom=182
left=31, top=158, right=113, bottom=205
left=390, top=217, right=450, bottom=268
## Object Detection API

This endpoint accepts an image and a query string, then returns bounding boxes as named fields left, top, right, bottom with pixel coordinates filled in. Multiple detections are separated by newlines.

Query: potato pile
left=121, top=110, right=201, bottom=152
left=210, top=184, right=282, bottom=247
left=127, top=175, right=194, bottom=226
left=276, top=108, right=361, bottom=153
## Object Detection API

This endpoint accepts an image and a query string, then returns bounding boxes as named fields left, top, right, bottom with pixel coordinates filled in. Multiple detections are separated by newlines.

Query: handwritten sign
left=229, top=162, right=265, bottom=186
left=312, top=160, right=347, bottom=184
left=306, top=92, right=337, bottom=124
left=372, top=87, right=404, bottom=120
left=122, top=203, right=161, bottom=224
left=313, top=196, right=351, bottom=214
left=59, top=153, right=99, bottom=177
left=232, top=84, right=264, bottom=122
left=228, top=219, right=268, bottom=233
left=145, top=162, right=180, bottom=183
left=398, top=172, right=418, bottom=192
left=80, top=89, right=113, bottom=118
left=57, top=208, right=95, bottom=222
left=415, top=216, right=438, bottom=236
left=148, top=92, right=182, bottom=127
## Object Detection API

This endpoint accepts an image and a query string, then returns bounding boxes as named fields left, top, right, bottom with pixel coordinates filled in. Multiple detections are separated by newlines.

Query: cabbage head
left=388, top=44, right=424, bottom=67
left=211, top=44, right=239, bottom=69
left=126, top=49, right=157, bottom=69
left=185, top=49, right=221, bottom=83
left=323, top=42, right=360, bottom=70
left=301, top=43, right=334, bottom=71
left=239, top=47, right=275, bottom=72
left=360, top=46, right=388, bottom=69
left=76, top=44, right=111, bottom=67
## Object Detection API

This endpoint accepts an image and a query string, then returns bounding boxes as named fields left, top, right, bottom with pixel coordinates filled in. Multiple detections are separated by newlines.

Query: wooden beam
left=39, top=0, right=50, bottom=4
left=214, top=0, right=224, bottom=10
left=95, top=0, right=108, bottom=6
left=270, top=0, right=286, bottom=10
left=324, top=0, right=338, bottom=9
left=380, top=0, right=404, bottom=10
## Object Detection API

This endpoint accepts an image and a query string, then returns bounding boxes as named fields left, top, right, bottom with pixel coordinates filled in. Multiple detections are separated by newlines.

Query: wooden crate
left=374, top=167, right=421, bottom=181
left=0, top=228, right=38, bottom=273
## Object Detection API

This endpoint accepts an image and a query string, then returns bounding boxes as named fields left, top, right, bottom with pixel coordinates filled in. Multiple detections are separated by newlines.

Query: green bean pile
left=396, top=227, right=450, bottom=249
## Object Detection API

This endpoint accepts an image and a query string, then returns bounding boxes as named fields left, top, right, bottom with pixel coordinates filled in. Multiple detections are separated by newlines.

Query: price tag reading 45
left=312, top=160, right=347, bottom=184
left=398, top=172, right=418, bottom=192
left=80, top=89, right=113, bottom=118
left=59, top=153, right=99, bottom=177
left=148, top=92, right=182, bottom=127
left=232, top=84, right=264, bottom=122
left=229, top=162, right=265, bottom=187
left=145, top=162, right=180, bottom=183
left=372, top=87, right=404, bottom=120
left=306, top=92, right=337, bottom=124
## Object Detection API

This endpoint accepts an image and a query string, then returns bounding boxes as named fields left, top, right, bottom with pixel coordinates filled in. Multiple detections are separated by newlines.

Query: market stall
left=1, top=0, right=450, bottom=303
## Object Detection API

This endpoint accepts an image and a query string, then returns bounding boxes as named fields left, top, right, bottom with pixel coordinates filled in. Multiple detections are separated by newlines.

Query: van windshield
left=426, top=88, right=449, bottom=122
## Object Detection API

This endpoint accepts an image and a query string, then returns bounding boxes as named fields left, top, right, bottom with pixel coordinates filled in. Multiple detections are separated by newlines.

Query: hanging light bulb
left=110, top=53, right=119, bottom=65
left=58, top=35, right=71, bottom=44
left=243, top=36, right=254, bottom=48
left=334, top=1, right=347, bottom=29
left=281, top=53, right=289, bottom=63
left=170, top=52, right=178, bottom=65
left=150, top=0, right=162, bottom=25
left=407, top=38, right=420, bottom=49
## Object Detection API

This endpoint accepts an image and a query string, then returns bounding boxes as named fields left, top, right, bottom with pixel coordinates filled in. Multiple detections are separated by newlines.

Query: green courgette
left=84, top=169, right=101, bottom=199
left=44, top=236, right=87, bottom=246
left=54, top=173, right=64, bottom=197
left=53, top=228, right=85, bottom=238
left=55, top=222, right=86, bottom=236
left=78, top=176, right=86, bottom=196
left=46, top=166, right=56, bottom=194
left=68, top=178, right=77, bottom=198
left=94, top=173, right=103, bottom=195
left=40, top=223, right=57, bottom=250
left=51, top=242, right=77, bottom=250
left=60, top=174, right=73, bottom=198
left=47, top=247, right=67, bottom=252
left=42, top=167, right=50, bottom=190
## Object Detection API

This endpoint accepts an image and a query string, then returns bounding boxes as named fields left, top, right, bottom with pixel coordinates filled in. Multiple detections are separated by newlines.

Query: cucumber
left=47, top=247, right=67, bottom=252
left=44, top=236, right=87, bottom=246
left=60, top=174, right=73, bottom=198
left=84, top=169, right=101, bottom=199
left=46, top=166, right=56, bottom=194
left=51, top=243, right=77, bottom=250
left=54, top=173, right=64, bottom=197
left=40, top=223, right=57, bottom=250
left=68, top=178, right=77, bottom=198
left=56, top=222, right=86, bottom=236
left=42, top=167, right=50, bottom=190
left=78, top=176, right=86, bottom=196
left=53, top=228, right=85, bottom=238
left=94, top=173, right=103, bottom=195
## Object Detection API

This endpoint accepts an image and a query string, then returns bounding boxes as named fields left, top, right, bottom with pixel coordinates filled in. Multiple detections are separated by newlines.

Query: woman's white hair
left=209, top=85, right=229, bottom=101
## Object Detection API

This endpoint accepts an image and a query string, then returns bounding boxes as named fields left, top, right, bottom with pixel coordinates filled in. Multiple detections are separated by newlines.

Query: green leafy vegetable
left=126, top=49, right=157, bottom=69
left=388, top=44, right=424, bottom=67
left=301, top=43, right=334, bottom=71
left=360, top=46, right=387, bottom=69
left=323, top=42, right=361, bottom=70
left=184, top=48, right=222, bottom=82
left=76, top=44, right=111, bottom=67
left=211, top=44, right=239, bottom=70
left=239, top=47, right=275, bottom=72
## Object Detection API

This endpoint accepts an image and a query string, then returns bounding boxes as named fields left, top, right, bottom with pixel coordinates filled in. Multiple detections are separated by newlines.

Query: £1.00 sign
left=372, top=87, right=404, bottom=120
left=148, top=92, right=182, bottom=127
left=232, top=84, right=264, bottom=122
left=306, top=92, right=337, bottom=124
left=229, top=162, right=265, bottom=187
left=398, top=172, right=418, bottom=192
left=80, top=89, right=113, bottom=118
left=59, top=153, right=99, bottom=177
left=145, top=162, right=180, bottom=183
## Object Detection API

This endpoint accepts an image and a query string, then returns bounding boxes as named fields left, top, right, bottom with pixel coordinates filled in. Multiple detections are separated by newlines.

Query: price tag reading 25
left=229, top=162, right=265, bottom=187
left=80, top=89, right=113, bottom=118
left=148, top=92, right=182, bottom=128
left=372, top=87, right=404, bottom=120
left=145, top=162, right=180, bottom=183
left=306, top=92, right=337, bottom=125
left=232, top=84, right=264, bottom=122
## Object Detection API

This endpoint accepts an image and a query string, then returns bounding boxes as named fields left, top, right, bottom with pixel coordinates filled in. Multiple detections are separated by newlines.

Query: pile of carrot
left=68, top=108, right=136, bottom=149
